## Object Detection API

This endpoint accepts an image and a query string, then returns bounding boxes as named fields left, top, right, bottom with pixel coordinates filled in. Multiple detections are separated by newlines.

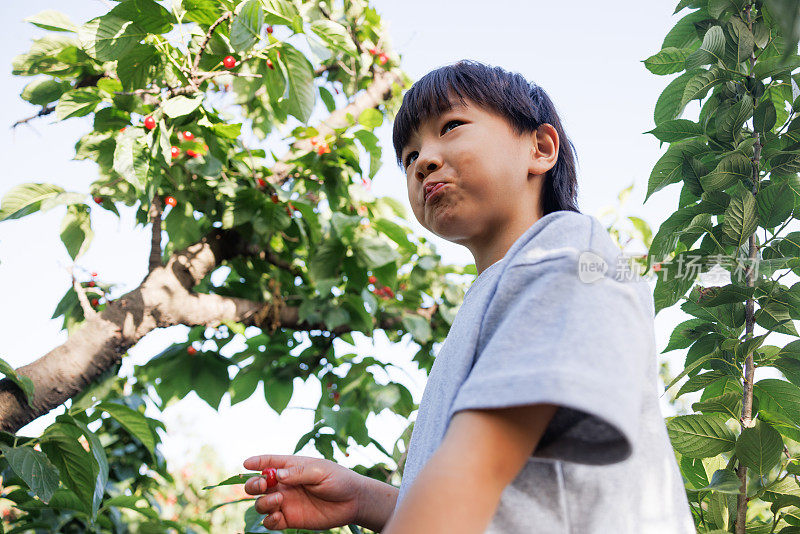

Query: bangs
left=391, top=60, right=537, bottom=169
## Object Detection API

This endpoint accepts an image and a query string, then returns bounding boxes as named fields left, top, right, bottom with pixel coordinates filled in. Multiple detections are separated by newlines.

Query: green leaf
left=685, top=25, right=727, bottom=70
left=0, top=182, right=65, bottom=222
left=69, top=416, right=109, bottom=518
left=666, top=412, right=736, bottom=458
left=755, top=301, right=798, bottom=336
left=0, top=358, right=34, bottom=405
left=771, top=357, right=800, bottom=387
left=211, top=122, right=242, bottom=139
left=401, top=313, right=432, bottom=344
left=25, top=10, right=79, bottom=32
left=715, top=94, right=753, bottom=141
left=230, top=0, right=264, bottom=52
left=754, top=97, right=778, bottom=134
left=698, top=468, right=741, bottom=493
left=358, top=108, right=383, bottom=129
left=700, top=152, right=752, bottom=192
left=202, top=473, right=259, bottom=490
left=96, top=402, right=157, bottom=455
left=309, top=19, right=357, bottom=56
left=692, top=390, right=745, bottom=419
left=655, top=69, right=702, bottom=125
left=189, top=353, right=231, bottom=409
left=281, top=44, right=316, bottom=123
left=354, top=236, right=400, bottom=269
left=728, top=16, right=755, bottom=65
left=681, top=66, right=728, bottom=109
left=646, top=138, right=707, bottom=201
left=354, top=129, right=382, bottom=178
left=720, top=188, right=757, bottom=248
left=40, top=423, right=98, bottom=509
left=643, top=46, right=694, bottom=75
left=108, top=0, right=175, bottom=34
left=113, top=135, right=150, bottom=192
left=645, top=118, right=703, bottom=143
left=754, top=378, right=800, bottom=428
left=735, top=418, right=783, bottom=477
left=60, top=204, right=93, bottom=260
left=117, top=44, right=159, bottom=91
left=162, top=95, right=204, bottom=118
left=78, top=15, right=144, bottom=62
left=319, top=86, right=336, bottom=112
left=264, top=376, right=293, bottom=415
left=21, top=78, right=71, bottom=106
left=0, top=444, right=59, bottom=503
left=757, top=180, right=794, bottom=229
left=262, top=0, right=300, bottom=25
left=56, top=88, right=103, bottom=121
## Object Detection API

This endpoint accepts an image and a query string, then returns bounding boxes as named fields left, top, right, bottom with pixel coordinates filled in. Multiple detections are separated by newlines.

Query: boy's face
left=400, top=96, right=558, bottom=259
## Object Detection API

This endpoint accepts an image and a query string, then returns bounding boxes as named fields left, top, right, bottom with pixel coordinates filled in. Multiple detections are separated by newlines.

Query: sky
left=0, top=0, right=791, bottom=477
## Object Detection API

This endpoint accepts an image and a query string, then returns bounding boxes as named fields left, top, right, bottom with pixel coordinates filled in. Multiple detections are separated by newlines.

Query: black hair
left=391, top=59, right=580, bottom=215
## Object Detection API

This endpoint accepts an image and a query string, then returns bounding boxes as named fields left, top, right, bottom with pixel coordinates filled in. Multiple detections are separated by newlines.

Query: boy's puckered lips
left=423, top=180, right=449, bottom=202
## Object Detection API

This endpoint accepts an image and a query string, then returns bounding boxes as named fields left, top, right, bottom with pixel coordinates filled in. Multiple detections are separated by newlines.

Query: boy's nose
left=416, top=160, right=440, bottom=181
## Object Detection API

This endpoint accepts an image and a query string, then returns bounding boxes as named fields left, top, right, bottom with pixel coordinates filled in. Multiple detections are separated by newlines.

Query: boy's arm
left=381, top=402, right=559, bottom=534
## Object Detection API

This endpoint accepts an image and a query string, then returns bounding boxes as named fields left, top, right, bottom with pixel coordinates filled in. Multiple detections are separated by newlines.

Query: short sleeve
left=449, top=247, right=652, bottom=466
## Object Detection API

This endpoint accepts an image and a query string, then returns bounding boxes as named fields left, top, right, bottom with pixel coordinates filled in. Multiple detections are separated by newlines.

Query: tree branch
left=192, top=11, right=233, bottom=80
left=149, top=196, right=163, bottom=273
left=11, top=105, right=56, bottom=128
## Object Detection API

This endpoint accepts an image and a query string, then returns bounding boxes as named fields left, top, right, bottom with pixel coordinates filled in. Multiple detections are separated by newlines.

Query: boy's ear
left=528, top=123, right=559, bottom=176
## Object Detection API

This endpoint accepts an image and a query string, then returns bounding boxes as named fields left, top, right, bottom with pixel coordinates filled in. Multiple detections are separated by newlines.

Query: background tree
left=644, top=0, right=800, bottom=532
left=0, top=0, right=475, bottom=531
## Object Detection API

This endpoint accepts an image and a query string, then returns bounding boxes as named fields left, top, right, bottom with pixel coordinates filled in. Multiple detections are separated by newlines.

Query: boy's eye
left=404, top=120, right=463, bottom=169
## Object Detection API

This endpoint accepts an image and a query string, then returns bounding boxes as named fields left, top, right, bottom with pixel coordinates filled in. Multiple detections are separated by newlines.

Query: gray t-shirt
left=394, top=210, right=695, bottom=533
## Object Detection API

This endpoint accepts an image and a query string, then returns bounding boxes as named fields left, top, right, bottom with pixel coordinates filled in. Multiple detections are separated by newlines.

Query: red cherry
left=653, top=263, right=662, bottom=272
left=222, top=55, right=237, bottom=69
left=119, top=126, right=127, bottom=132
left=187, top=346, right=197, bottom=355
left=334, top=87, right=339, bottom=95
left=90, top=298, right=99, bottom=307
left=267, top=59, right=274, bottom=70
left=144, top=116, right=156, bottom=130
left=285, top=206, right=292, bottom=216
left=368, top=47, right=377, bottom=55
left=267, top=25, right=274, bottom=34
left=181, top=131, right=195, bottom=141
left=186, top=149, right=198, bottom=158
left=170, top=146, right=180, bottom=158
left=399, top=283, right=407, bottom=291
left=368, top=275, right=377, bottom=284
left=316, top=144, right=330, bottom=155
left=93, top=196, right=103, bottom=204
left=333, top=391, right=340, bottom=402
left=257, top=178, right=267, bottom=188
left=378, top=53, right=388, bottom=65
left=91, top=272, right=98, bottom=277
left=261, top=468, right=277, bottom=487
left=385, top=287, right=395, bottom=298
left=165, top=196, right=177, bottom=207
left=88, top=281, right=95, bottom=288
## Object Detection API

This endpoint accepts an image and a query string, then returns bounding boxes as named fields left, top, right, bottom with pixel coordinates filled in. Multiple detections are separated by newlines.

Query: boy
left=245, top=60, right=696, bottom=534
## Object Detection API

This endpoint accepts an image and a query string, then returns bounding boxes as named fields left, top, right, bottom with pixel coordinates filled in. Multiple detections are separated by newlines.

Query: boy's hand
left=243, top=454, right=364, bottom=531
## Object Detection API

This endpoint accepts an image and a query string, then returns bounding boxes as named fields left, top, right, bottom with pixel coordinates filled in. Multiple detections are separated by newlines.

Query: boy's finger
left=243, top=453, right=293, bottom=470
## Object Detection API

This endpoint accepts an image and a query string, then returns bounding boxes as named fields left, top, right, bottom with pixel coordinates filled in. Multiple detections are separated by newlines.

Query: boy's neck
left=470, top=211, right=543, bottom=275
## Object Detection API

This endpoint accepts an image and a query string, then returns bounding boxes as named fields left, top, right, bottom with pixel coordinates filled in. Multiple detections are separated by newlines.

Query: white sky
left=0, top=0, right=789, bottom=476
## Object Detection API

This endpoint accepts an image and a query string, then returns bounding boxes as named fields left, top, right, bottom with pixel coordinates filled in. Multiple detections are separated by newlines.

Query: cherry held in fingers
left=261, top=468, right=278, bottom=488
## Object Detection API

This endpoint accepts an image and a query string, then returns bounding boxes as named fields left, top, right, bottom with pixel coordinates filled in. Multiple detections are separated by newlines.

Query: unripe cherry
left=144, top=116, right=156, bottom=130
